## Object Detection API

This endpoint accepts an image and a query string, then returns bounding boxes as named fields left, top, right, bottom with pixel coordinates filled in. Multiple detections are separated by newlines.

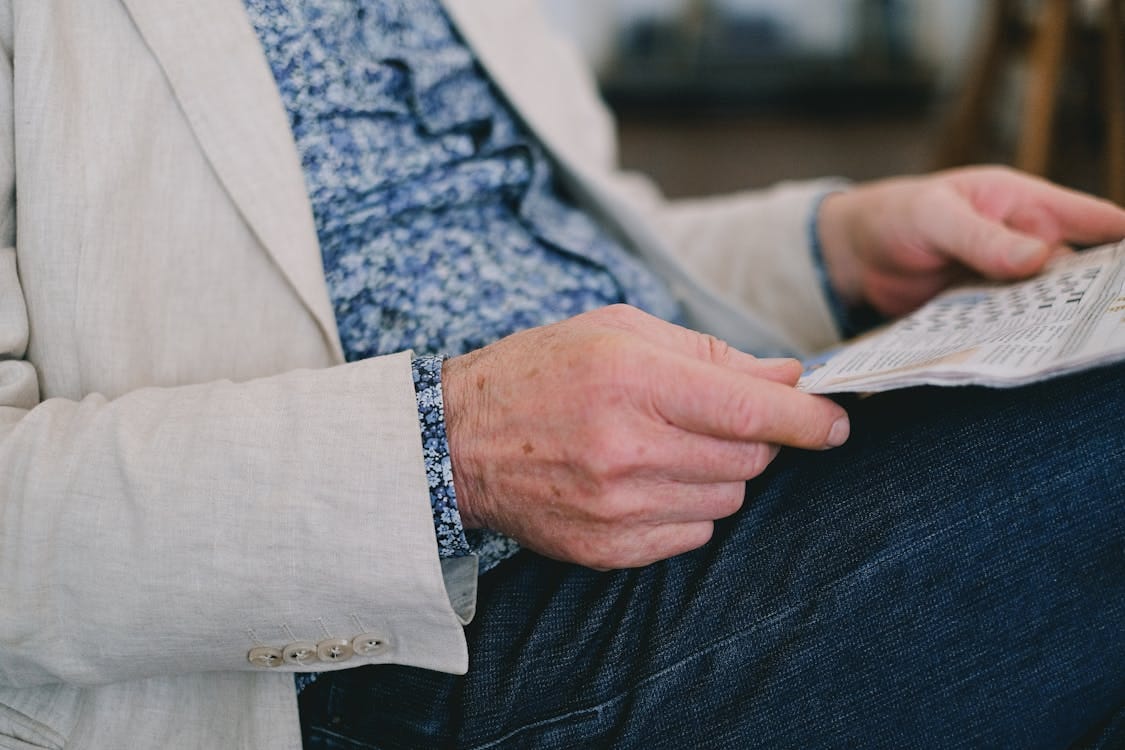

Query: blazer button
left=316, top=638, right=354, bottom=663
left=352, top=633, right=389, bottom=657
left=247, top=646, right=284, bottom=668
left=283, top=641, right=320, bottom=666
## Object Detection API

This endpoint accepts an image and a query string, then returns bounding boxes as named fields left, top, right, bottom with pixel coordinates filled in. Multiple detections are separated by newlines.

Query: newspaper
left=798, top=241, right=1125, bottom=394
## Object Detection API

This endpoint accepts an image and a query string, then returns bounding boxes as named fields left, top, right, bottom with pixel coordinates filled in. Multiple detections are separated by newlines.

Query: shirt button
left=352, top=633, right=389, bottom=657
left=316, top=638, right=354, bottom=663
left=282, top=641, right=320, bottom=666
left=247, top=646, right=284, bottom=669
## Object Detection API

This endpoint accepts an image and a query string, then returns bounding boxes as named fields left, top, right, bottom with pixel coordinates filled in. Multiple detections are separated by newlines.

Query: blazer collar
left=442, top=0, right=608, bottom=184
left=120, top=0, right=345, bottom=363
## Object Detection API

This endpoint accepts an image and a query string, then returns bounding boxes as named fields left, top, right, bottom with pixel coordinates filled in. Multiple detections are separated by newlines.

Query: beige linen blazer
left=0, top=0, right=841, bottom=747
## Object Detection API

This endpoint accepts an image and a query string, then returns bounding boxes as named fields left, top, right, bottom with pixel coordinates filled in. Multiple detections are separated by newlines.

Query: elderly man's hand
left=818, top=166, right=1125, bottom=317
left=441, top=305, right=849, bottom=570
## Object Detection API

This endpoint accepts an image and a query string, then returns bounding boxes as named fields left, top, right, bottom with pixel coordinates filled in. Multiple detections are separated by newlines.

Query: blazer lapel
left=442, top=0, right=609, bottom=181
left=120, top=0, right=345, bottom=363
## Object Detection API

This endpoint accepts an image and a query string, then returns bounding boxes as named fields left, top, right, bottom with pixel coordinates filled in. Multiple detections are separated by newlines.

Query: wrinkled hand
left=818, top=166, right=1125, bottom=317
left=441, top=305, right=849, bottom=570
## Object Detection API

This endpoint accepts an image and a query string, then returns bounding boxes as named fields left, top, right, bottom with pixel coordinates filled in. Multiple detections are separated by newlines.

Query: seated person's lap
left=301, top=362, right=1125, bottom=749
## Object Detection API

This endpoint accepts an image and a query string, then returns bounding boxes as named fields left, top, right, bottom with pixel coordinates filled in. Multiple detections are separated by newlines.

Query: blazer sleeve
left=0, top=14, right=471, bottom=689
left=614, top=174, right=848, bottom=353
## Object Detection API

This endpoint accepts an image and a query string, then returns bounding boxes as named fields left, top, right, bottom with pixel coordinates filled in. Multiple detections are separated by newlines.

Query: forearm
left=412, top=355, right=522, bottom=574
left=0, top=354, right=469, bottom=687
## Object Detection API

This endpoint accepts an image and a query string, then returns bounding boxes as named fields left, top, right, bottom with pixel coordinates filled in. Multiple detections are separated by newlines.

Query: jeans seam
left=465, top=707, right=603, bottom=750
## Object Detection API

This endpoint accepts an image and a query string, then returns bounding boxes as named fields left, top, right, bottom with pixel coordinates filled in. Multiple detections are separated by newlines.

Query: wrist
left=816, top=191, right=865, bottom=310
left=412, top=354, right=473, bottom=557
left=440, top=353, right=488, bottom=530
left=814, top=189, right=894, bottom=338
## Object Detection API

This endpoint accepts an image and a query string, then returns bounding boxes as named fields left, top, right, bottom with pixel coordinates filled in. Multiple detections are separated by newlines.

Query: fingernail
left=1010, top=240, right=1044, bottom=267
left=826, top=417, right=850, bottom=448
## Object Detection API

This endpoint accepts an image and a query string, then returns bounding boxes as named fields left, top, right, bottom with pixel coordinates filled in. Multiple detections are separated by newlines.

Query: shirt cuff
left=412, top=354, right=473, bottom=559
left=808, top=190, right=886, bottom=339
left=412, top=354, right=523, bottom=573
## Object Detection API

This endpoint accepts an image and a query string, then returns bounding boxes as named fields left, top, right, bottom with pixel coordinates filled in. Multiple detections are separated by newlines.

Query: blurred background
left=538, top=0, right=1124, bottom=203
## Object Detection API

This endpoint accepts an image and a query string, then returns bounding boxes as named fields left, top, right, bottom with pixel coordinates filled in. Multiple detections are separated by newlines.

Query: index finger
left=961, top=170, right=1125, bottom=245
left=595, top=305, right=803, bottom=384
left=647, top=352, right=850, bottom=450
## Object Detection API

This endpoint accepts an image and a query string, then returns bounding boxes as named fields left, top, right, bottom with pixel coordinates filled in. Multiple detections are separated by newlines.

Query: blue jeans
left=299, top=363, right=1125, bottom=749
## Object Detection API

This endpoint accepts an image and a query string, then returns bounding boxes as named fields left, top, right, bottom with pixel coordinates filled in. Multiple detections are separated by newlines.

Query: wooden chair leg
left=1017, top=0, right=1073, bottom=176
left=1103, top=0, right=1125, bottom=205
left=935, top=0, right=1016, bottom=168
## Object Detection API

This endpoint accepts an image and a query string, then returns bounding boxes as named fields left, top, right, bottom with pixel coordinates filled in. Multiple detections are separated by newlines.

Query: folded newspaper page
left=798, top=241, right=1125, bottom=394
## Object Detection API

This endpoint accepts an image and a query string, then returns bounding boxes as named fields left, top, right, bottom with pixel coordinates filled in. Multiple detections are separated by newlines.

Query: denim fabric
left=299, top=362, right=1125, bottom=749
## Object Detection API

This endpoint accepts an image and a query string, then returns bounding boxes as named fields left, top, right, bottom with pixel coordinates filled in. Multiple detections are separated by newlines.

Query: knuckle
left=981, top=234, right=1016, bottom=265
left=572, top=483, right=646, bottom=528
left=674, top=523, right=715, bottom=557
left=586, top=491, right=634, bottom=525
left=698, top=334, right=732, bottom=365
left=692, top=522, right=715, bottom=548
left=580, top=426, right=637, bottom=479
left=988, top=164, right=1017, bottom=180
left=608, top=302, right=639, bottom=317
left=713, top=483, right=746, bottom=518
left=743, top=443, right=776, bottom=479
left=595, top=303, right=641, bottom=327
left=726, top=393, right=763, bottom=438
